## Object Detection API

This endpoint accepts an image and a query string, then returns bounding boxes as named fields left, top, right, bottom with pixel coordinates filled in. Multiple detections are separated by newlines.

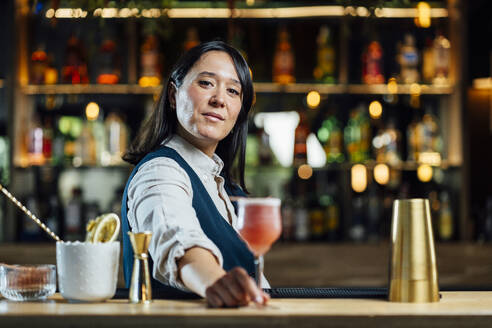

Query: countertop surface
left=1, top=292, right=492, bottom=327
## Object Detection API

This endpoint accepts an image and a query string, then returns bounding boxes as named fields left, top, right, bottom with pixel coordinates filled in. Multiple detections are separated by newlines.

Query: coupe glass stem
left=254, top=255, right=264, bottom=288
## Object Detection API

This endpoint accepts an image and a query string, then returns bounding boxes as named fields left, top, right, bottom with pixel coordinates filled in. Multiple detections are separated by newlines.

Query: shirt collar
left=163, top=135, right=224, bottom=177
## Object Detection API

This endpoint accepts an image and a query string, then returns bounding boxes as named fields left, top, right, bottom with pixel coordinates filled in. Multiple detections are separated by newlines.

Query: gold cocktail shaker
left=388, top=199, right=439, bottom=303
left=128, top=231, right=153, bottom=304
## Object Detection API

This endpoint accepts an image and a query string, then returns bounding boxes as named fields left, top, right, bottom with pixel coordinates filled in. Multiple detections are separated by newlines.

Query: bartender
left=121, top=41, right=269, bottom=308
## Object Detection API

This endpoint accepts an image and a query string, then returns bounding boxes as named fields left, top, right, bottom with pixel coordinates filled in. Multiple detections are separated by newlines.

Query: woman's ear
left=168, top=82, right=177, bottom=110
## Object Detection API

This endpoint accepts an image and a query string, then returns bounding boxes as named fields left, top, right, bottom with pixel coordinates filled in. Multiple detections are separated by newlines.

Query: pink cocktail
left=236, top=198, right=282, bottom=287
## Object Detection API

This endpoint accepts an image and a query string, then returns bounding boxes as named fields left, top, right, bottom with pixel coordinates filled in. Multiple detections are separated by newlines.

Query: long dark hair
left=123, top=41, right=254, bottom=192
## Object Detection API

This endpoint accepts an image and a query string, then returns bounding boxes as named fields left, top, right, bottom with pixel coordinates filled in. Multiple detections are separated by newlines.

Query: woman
left=122, top=41, right=270, bottom=308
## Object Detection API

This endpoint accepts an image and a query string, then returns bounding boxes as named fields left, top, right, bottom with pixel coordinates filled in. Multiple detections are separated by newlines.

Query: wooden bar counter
left=1, top=292, right=492, bottom=328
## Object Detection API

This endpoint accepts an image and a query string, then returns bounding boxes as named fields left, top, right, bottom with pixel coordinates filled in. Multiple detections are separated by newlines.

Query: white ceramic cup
left=56, top=241, right=120, bottom=302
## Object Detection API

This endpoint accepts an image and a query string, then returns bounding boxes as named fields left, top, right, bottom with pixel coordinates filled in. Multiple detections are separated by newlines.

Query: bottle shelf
left=21, top=84, right=161, bottom=95
left=21, top=83, right=454, bottom=96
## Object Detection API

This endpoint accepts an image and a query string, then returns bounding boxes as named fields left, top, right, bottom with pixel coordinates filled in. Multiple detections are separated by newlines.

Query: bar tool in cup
left=388, top=198, right=439, bottom=303
left=128, top=231, right=153, bottom=303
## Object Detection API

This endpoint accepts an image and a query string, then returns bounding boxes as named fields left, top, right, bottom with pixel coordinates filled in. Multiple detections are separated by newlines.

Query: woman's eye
left=198, top=80, right=213, bottom=87
left=228, top=88, right=240, bottom=96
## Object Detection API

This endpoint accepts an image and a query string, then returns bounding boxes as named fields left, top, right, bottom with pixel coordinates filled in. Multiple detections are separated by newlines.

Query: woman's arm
left=178, top=247, right=269, bottom=307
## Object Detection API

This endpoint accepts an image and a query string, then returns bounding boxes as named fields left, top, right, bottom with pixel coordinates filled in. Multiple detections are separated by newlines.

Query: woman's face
left=174, top=51, right=243, bottom=155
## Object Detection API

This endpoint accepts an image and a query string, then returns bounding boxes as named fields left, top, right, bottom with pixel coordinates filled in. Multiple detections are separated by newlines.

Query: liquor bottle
left=313, top=25, right=336, bottom=83
left=406, top=114, right=420, bottom=161
left=139, top=34, right=161, bottom=87
left=96, top=36, right=120, bottom=84
left=349, top=195, right=366, bottom=242
left=64, top=187, right=84, bottom=241
left=294, top=197, right=309, bottom=242
left=317, top=113, right=344, bottom=163
left=74, top=120, right=96, bottom=166
left=230, top=25, right=248, bottom=61
left=20, top=195, right=42, bottom=241
left=42, top=118, right=53, bottom=163
left=273, top=26, right=295, bottom=84
left=438, top=191, right=453, bottom=241
left=46, top=195, right=61, bottom=238
left=398, top=34, right=419, bottom=83
left=51, top=117, right=65, bottom=166
left=309, top=180, right=325, bottom=241
left=280, top=195, right=295, bottom=241
left=433, top=32, right=451, bottom=85
left=366, top=183, right=381, bottom=242
left=62, top=34, right=89, bottom=84
left=105, top=112, right=129, bottom=165
left=384, top=119, right=402, bottom=165
left=422, top=38, right=435, bottom=83
left=44, top=54, right=58, bottom=85
left=422, top=107, right=442, bottom=154
left=257, top=127, right=274, bottom=166
left=183, top=27, right=200, bottom=52
left=245, top=133, right=259, bottom=167
left=30, top=44, right=48, bottom=85
left=362, top=39, right=384, bottom=84
left=344, top=104, right=370, bottom=163
left=27, top=115, right=45, bottom=166
left=294, top=110, right=309, bottom=166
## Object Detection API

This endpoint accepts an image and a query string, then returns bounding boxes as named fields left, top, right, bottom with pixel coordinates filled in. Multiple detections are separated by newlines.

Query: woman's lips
left=203, top=112, right=225, bottom=122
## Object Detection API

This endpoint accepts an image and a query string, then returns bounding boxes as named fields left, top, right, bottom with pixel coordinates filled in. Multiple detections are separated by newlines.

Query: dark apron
left=121, top=146, right=254, bottom=297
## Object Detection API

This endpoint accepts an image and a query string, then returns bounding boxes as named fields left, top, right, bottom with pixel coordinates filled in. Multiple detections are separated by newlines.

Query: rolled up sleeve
left=127, top=158, right=223, bottom=291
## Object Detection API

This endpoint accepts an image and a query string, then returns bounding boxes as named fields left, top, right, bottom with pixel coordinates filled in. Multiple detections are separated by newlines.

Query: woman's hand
left=205, top=267, right=270, bottom=308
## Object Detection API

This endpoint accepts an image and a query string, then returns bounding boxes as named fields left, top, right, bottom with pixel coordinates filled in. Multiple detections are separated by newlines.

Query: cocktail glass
left=236, top=197, right=282, bottom=288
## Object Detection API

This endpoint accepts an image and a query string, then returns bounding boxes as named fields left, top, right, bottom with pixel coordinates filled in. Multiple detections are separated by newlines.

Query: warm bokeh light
left=298, top=164, right=313, bottom=180
left=246, top=0, right=255, bottom=5
left=374, top=163, right=390, bottom=185
left=351, top=164, right=367, bottom=193
left=416, top=2, right=431, bottom=28
left=387, top=77, right=398, bottom=94
left=410, top=83, right=422, bottom=95
left=306, top=91, right=321, bottom=109
left=418, top=152, right=442, bottom=166
left=417, top=164, right=433, bottom=182
left=369, top=100, right=383, bottom=119
left=85, top=102, right=100, bottom=121
left=138, top=76, right=161, bottom=87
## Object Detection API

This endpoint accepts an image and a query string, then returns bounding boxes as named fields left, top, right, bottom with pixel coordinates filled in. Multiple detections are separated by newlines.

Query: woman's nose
left=209, top=90, right=226, bottom=108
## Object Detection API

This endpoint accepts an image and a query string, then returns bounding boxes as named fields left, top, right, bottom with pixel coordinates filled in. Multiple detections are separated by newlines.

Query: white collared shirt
left=127, top=135, right=269, bottom=291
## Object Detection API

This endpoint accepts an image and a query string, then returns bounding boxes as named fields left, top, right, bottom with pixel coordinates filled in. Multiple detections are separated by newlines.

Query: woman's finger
left=215, top=278, right=239, bottom=307
left=232, top=267, right=264, bottom=304
left=205, top=287, right=224, bottom=308
left=221, top=272, right=247, bottom=302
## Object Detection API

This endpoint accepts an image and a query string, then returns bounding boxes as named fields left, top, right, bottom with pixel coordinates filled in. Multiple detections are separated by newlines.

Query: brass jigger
left=388, top=199, right=439, bottom=303
left=128, top=231, right=153, bottom=304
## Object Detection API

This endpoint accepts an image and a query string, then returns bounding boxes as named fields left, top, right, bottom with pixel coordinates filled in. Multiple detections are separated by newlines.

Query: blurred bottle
left=438, top=191, right=453, bottom=241
left=294, top=110, right=309, bottom=166
left=317, top=113, right=344, bottom=163
left=433, top=32, right=451, bottom=85
left=30, top=44, right=48, bottom=85
left=28, top=115, right=45, bottom=166
left=313, top=25, right=336, bottom=83
left=294, top=197, right=309, bottom=242
left=19, top=195, right=42, bottom=241
left=46, top=195, right=62, bottom=238
left=139, top=34, right=161, bottom=87
left=245, top=133, right=259, bottom=167
left=349, top=195, right=366, bottom=242
left=309, top=189, right=325, bottom=241
left=362, top=39, right=384, bottom=84
left=64, top=187, right=84, bottom=241
left=44, top=54, right=58, bottom=85
left=42, top=117, right=53, bottom=163
left=344, top=104, right=370, bottom=163
left=230, top=25, right=248, bottom=61
left=74, top=120, right=97, bottom=166
left=105, top=112, right=129, bottom=165
left=183, top=27, right=200, bottom=52
left=257, top=126, right=274, bottom=166
left=280, top=195, right=295, bottom=241
left=273, top=26, right=295, bottom=84
left=96, top=36, right=120, bottom=84
left=372, top=119, right=401, bottom=165
left=422, top=38, right=435, bottom=83
left=62, top=34, right=89, bottom=84
left=366, top=183, right=381, bottom=242
left=397, top=34, right=419, bottom=83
